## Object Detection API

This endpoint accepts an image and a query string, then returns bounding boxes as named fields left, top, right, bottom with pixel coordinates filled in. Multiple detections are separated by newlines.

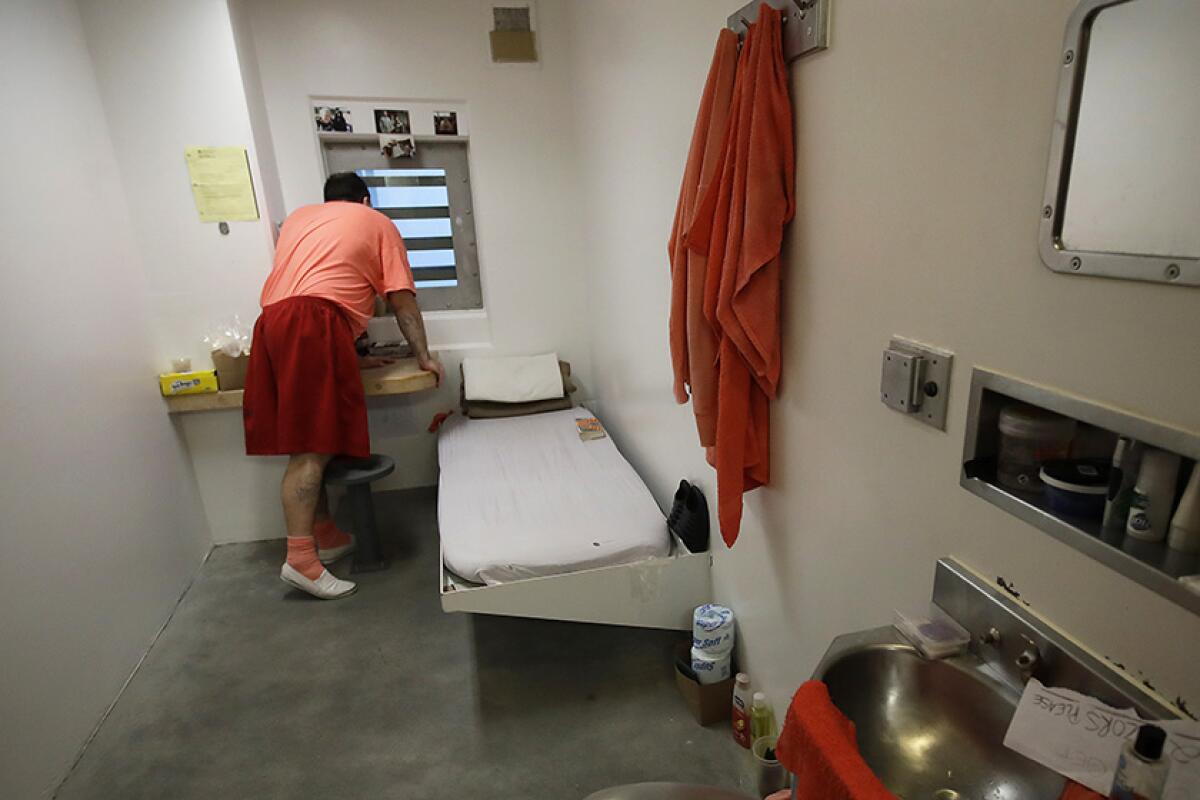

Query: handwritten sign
left=1004, top=679, right=1200, bottom=798
left=184, top=146, right=259, bottom=223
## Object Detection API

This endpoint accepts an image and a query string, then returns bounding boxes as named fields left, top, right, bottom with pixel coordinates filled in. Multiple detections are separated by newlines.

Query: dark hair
left=323, top=172, right=370, bottom=204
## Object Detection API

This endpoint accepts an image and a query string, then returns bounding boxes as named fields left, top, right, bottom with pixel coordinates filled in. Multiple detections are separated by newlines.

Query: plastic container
left=1167, top=466, right=1200, bottom=554
left=997, top=404, right=1077, bottom=493
left=1111, top=724, right=1168, bottom=799
left=894, top=610, right=970, bottom=659
left=1104, top=438, right=1145, bottom=532
left=731, top=673, right=753, bottom=748
left=749, top=692, right=777, bottom=743
left=1127, top=448, right=1182, bottom=543
left=750, top=735, right=788, bottom=797
left=1039, top=459, right=1111, bottom=521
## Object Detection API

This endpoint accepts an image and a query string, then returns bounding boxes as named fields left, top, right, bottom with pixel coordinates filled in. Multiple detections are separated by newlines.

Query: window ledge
left=366, top=308, right=491, bottom=351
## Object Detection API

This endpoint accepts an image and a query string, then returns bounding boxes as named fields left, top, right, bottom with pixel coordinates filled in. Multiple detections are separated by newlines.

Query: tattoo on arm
left=388, top=291, right=431, bottom=362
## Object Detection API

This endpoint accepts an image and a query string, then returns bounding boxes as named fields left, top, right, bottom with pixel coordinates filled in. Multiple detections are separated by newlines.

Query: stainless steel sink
left=582, top=784, right=752, bottom=800
left=814, top=627, right=1064, bottom=800
left=808, top=559, right=1185, bottom=800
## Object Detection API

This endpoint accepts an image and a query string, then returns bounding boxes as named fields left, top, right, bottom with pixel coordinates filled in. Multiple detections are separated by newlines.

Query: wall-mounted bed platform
left=437, top=407, right=711, bottom=630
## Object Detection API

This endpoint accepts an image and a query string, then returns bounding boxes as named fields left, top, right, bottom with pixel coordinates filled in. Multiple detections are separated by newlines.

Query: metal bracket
left=879, top=336, right=953, bottom=430
left=727, top=0, right=830, bottom=63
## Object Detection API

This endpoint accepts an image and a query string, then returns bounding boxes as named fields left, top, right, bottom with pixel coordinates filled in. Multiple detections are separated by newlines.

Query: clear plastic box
left=894, top=608, right=971, bottom=659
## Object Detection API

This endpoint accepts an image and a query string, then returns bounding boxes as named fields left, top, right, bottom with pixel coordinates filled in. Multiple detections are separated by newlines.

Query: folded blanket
left=462, top=353, right=563, bottom=403
left=459, top=361, right=576, bottom=419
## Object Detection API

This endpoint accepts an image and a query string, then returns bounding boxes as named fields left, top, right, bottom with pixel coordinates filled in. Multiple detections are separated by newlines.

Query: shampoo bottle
left=1104, top=438, right=1144, bottom=531
left=731, top=673, right=753, bottom=748
left=1167, top=466, right=1200, bottom=554
left=749, top=692, right=777, bottom=744
left=1110, top=724, right=1169, bottom=800
left=1126, top=448, right=1181, bottom=542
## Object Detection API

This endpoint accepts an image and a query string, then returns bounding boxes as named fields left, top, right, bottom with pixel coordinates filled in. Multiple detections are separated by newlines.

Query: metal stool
left=325, top=454, right=395, bottom=573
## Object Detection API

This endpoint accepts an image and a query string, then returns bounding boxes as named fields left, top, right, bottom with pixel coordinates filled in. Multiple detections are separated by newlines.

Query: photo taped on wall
left=374, top=109, right=411, bottom=135
left=434, top=111, right=458, bottom=136
left=314, top=106, right=353, bottom=132
left=379, top=134, right=416, bottom=159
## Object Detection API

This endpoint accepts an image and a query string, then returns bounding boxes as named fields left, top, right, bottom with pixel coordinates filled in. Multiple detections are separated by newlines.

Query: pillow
left=462, top=353, right=563, bottom=403
left=460, top=361, right=577, bottom=419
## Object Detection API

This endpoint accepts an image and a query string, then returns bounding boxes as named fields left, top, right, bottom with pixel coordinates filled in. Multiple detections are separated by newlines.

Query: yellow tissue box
left=159, top=370, right=219, bottom=396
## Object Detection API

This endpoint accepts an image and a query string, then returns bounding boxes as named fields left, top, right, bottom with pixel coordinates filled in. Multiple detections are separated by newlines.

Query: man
left=244, top=172, right=444, bottom=600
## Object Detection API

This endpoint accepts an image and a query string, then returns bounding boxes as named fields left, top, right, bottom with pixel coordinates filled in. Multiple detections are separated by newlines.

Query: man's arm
left=387, top=290, right=444, bottom=386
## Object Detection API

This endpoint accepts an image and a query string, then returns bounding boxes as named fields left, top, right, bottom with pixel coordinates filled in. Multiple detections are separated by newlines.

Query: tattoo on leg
left=292, top=474, right=322, bottom=505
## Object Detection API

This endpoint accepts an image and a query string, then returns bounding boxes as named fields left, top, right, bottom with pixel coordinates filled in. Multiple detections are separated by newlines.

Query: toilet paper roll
left=691, top=646, right=733, bottom=685
left=692, top=604, right=735, bottom=654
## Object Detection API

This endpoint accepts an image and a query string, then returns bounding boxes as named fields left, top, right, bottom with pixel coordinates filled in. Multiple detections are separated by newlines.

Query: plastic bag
left=203, top=315, right=252, bottom=357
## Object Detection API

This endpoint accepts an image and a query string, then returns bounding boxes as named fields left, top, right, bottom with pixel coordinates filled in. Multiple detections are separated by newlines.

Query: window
left=323, top=140, right=483, bottom=311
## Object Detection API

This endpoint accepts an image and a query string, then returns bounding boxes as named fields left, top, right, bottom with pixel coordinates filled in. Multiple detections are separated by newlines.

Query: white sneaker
left=318, top=535, right=356, bottom=565
left=280, top=563, right=357, bottom=600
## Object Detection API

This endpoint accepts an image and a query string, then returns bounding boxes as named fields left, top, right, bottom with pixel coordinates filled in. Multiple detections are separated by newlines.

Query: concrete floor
left=57, top=488, right=747, bottom=799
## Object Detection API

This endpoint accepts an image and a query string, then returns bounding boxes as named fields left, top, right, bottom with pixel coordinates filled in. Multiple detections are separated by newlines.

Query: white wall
left=238, top=0, right=592, bottom=376
left=78, top=0, right=280, bottom=371
left=75, top=0, right=302, bottom=545
left=0, top=2, right=213, bottom=796
left=567, top=0, right=1200, bottom=715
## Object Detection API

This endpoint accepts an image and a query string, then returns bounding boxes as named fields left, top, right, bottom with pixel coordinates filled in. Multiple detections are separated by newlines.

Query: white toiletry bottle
left=1167, top=466, right=1200, bottom=554
left=731, top=673, right=753, bottom=748
left=1104, top=438, right=1144, bottom=531
left=1110, top=724, right=1169, bottom=800
left=1126, top=448, right=1182, bottom=542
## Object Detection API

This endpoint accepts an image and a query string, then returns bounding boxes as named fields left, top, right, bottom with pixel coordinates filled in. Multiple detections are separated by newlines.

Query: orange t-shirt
left=260, top=201, right=415, bottom=336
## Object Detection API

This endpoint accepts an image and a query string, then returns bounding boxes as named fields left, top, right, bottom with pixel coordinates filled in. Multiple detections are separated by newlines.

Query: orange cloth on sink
left=776, top=680, right=896, bottom=800
left=1059, top=782, right=1105, bottom=799
left=668, top=27, right=738, bottom=447
left=685, top=3, right=794, bottom=546
left=778, top=681, right=1098, bottom=800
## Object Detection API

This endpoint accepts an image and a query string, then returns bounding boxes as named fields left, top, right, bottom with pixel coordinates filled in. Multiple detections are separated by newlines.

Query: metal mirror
left=1040, top=0, right=1200, bottom=286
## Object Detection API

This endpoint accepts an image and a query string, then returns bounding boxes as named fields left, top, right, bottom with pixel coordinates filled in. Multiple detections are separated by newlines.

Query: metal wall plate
left=727, top=0, right=830, bottom=63
left=880, top=337, right=953, bottom=430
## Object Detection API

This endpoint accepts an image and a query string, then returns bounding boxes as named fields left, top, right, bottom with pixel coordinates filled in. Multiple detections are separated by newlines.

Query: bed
left=437, top=406, right=711, bottom=630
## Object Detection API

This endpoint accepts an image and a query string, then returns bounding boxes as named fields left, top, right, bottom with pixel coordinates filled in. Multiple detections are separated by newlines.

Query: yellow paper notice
left=184, top=146, right=260, bottom=222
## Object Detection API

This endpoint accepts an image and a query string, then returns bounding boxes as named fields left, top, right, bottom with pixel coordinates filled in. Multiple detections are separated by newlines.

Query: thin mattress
left=437, top=407, right=669, bottom=585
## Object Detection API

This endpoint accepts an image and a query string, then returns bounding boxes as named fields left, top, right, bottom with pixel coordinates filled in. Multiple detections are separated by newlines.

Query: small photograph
left=433, top=110, right=459, bottom=136
left=314, top=106, right=353, bottom=133
left=379, top=134, right=416, bottom=159
left=374, top=109, right=411, bottom=135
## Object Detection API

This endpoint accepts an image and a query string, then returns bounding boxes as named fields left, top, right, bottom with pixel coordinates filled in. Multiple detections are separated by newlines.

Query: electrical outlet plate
left=880, top=337, right=953, bottom=430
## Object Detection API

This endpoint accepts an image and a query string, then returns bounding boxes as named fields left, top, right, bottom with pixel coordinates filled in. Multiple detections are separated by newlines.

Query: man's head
left=323, top=172, right=371, bottom=205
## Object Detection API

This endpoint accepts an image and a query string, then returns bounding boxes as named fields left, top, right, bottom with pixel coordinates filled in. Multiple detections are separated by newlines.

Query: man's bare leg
left=279, top=453, right=356, bottom=599
left=282, top=453, right=331, bottom=540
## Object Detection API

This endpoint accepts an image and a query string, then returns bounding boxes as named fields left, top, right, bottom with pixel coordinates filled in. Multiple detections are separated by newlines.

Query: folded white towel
left=462, top=353, right=564, bottom=403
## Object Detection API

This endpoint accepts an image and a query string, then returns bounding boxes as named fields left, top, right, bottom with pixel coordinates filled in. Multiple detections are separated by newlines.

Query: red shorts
left=243, top=296, right=369, bottom=458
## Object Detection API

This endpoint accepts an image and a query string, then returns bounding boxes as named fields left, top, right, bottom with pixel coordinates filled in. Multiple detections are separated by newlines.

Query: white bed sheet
left=437, top=407, right=669, bottom=585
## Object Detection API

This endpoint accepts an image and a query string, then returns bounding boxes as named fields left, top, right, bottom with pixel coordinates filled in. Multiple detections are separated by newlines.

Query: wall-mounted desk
left=163, top=356, right=448, bottom=545
left=163, top=359, right=438, bottom=414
